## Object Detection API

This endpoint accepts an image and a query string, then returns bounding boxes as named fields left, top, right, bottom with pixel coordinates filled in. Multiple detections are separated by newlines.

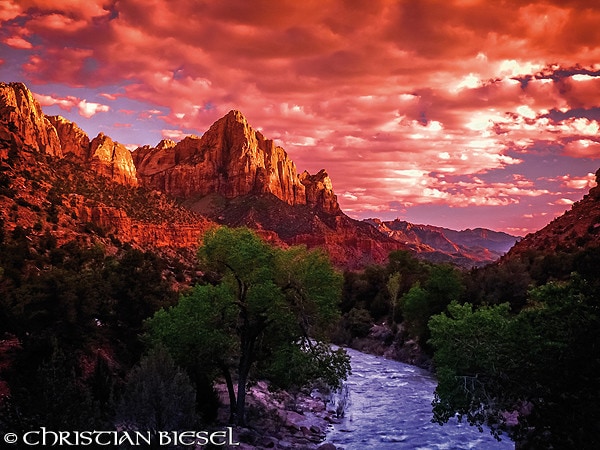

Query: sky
left=1, top=0, right=600, bottom=236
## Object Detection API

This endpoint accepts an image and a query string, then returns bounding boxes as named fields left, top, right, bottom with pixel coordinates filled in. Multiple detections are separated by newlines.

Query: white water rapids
left=324, top=348, right=514, bottom=450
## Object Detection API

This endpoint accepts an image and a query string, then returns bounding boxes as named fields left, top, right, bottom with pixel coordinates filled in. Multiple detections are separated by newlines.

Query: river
left=323, top=348, right=514, bottom=450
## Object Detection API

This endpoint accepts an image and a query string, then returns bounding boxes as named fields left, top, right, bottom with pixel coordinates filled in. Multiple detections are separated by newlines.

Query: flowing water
left=324, top=348, right=513, bottom=450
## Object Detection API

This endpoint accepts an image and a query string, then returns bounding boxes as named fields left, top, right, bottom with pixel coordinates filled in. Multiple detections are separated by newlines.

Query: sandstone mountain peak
left=0, top=81, right=62, bottom=157
left=134, top=110, right=340, bottom=213
left=0, top=82, right=137, bottom=186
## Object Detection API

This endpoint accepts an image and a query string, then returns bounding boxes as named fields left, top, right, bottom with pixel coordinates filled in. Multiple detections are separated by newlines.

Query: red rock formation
left=0, top=83, right=417, bottom=268
left=76, top=201, right=209, bottom=249
left=89, top=133, right=138, bottom=186
left=47, top=115, right=90, bottom=159
left=134, top=110, right=339, bottom=213
left=0, top=83, right=138, bottom=186
left=299, top=169, right=340, bottom=213
left=0, top=82, right=62, bottom=156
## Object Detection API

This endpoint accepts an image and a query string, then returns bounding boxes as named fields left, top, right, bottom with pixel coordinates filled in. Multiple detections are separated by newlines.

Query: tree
left=116, top=347, right=197, bottom=448
left=428, top=276, right=600, bottom=449
left=401, top=265, right=464, bottom=343
left=147, top=227, right=350, bottom=425
left=386, top=272, right=401, bottom=324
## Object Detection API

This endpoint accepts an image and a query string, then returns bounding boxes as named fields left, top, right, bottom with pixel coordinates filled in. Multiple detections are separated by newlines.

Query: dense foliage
left=429, top=251, right=600, bottom=449
left=147, top=226, right=351, bottom=425
left=0, top=223, right=182, bottom=435
left=335, top=250, right=463, bottom=348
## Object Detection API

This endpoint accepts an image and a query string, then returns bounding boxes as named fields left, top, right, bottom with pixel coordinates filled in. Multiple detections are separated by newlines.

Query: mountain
left=366, top=218, right=518, bottom=267
left=504, top=168, right=600, bottom=259
left=0, top=82, right=212, bottom=273
left=0, top=81, right=520, bottom=269
left=0, top=82, right=405, bottom=269
left=132, top=110, right=339, bottom=213
left=0, top=83, right=138, bottom=186
left=131, top=107, right=405, bottom=268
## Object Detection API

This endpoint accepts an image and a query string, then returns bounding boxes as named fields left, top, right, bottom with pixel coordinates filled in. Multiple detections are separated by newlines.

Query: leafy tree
left=401, top=265, right=464, bottom=343
left=401, top=283, right=430, bottom=340
left=116, top=347, right=197, bottom=448
left=147, top=227, right=350, bottom=425
left=386, top=272, right=401, bottom=324
left=146, top=283, right=237, bottom=420
left=429, top=276, right=600, bottom=449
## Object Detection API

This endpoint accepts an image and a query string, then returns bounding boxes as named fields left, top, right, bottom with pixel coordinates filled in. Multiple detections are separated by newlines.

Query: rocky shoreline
left=209, top=323, right=430, bottom=449
left=344, top=323, right=433, bottom=371
left=213, top=381, right=345, bottom=450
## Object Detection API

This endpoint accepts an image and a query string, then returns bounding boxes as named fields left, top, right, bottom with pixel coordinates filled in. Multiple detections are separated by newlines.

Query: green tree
left=147, top=227, right=350, bottom=426
left=401, top=265, right=464, bottom=343
left=386, top=272, right=401, bottom=324
left=429, top=276, right=600, bottom=449
left=116, top=347, right=197, bottom=448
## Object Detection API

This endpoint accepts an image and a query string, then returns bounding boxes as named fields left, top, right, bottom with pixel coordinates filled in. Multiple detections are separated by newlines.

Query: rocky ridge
left=0, top=81, right=402, bottom=269
left=504, top=168, right=600, bottom=259
left=0, top=81, right=516, bottom=269
left=1, top=82, right=138, bottom=186
left=133, top=110, right=339, bottom=213
left=366, top=218, right=518, bottom=267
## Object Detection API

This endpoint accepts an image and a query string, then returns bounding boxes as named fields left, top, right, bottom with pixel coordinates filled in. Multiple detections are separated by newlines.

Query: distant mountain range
left=365, top=219, right=518, bottom=267
left=5, top=81, right=597, bottom=270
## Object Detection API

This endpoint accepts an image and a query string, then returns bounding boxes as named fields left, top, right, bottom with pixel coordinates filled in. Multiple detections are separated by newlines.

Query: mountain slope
left=366, top=219, right=518, bottom=267
left=0, top=82, right=212, bottom=271
left=132, top=108, right=406, bottom=268
left=505, top=168, right=600, bottom=259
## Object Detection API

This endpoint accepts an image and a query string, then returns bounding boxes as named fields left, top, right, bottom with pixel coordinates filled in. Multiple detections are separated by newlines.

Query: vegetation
left=147, top=226, right=351, bottom=425
left=0, top=212, right=183, bottom=433
left=429, top=254, right=600, bottom=449
left=2, top=146, right=599, bottom=448
left=116, top=347, right=198, bottom=447
left=335, top=250, right=462, bottom=347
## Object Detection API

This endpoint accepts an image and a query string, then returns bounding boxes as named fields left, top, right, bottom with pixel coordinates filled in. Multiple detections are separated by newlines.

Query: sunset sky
left=2, top=0, right=600, bottom=235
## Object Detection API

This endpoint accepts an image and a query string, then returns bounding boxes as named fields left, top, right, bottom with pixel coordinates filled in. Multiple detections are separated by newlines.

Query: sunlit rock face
left=299, top=169, right=340, bottom=213
left=0, top=82, right=62, bottom=156
left=134, top=110, right=338, bottom=213
left=0, top=83, right=138, bottom=186
left=47, top=115, right=90, bottom=160
left=89, top=133, right=138, bottom=186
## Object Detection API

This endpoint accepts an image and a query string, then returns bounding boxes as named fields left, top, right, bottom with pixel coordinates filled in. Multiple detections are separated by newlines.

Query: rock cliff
left=1, top=83, right=400, bottom=268
left=134, top=110, right=339, bottom=213
left=0, top=82, right=62, bottom=157
left=0, top=82, right=137, bottom=186
left=47, top=115, right=90, bottom=159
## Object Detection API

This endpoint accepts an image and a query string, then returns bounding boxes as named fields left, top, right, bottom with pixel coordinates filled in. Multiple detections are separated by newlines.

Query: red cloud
left=3, top=0, right=600, bottom=232
left=34, top=93, right=110, bottom=118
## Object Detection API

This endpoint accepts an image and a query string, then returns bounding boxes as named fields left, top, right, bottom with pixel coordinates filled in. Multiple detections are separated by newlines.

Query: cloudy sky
left=2, top=0, right=600, bottom=235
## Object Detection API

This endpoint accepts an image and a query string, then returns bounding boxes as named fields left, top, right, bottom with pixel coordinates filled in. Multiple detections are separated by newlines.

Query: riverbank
left=213, top=381, right=344, bottom=449
left=345, top=323, right=433, bottom=370
left=206, top=323, right=433, bottom=449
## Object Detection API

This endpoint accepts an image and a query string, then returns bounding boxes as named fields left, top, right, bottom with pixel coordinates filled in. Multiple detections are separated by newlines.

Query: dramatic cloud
left=2, top=0, right=600, bottom=234
left=34, top=93, right=110, bottom=118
